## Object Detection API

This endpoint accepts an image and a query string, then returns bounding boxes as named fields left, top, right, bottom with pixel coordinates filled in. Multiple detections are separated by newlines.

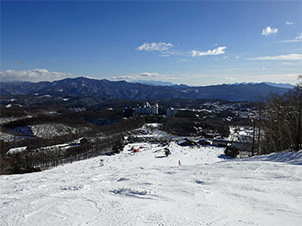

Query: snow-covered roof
left=6, top=146, right=27, bottom=155
left=177, top=139, right=188, bottom=145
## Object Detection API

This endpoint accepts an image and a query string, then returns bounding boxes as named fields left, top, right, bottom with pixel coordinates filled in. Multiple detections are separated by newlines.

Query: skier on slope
left=178, top=160, right=181, bottom=166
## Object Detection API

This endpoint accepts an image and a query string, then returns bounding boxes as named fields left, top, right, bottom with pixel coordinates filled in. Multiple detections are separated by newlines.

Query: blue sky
left=1, top=0, right=301, bottom=86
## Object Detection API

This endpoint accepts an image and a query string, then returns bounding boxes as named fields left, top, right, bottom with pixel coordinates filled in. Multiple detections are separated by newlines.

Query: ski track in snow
left=1, top=142, right=302, bottom=226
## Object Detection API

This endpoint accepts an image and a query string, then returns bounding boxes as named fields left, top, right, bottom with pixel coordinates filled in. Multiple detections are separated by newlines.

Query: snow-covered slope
left=30, top=123, right=89, bottom=139
left=1, top=143, right=301, bottom=226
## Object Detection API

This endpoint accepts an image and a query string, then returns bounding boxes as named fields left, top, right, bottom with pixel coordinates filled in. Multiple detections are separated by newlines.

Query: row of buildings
left=135, top=102, right=159, bottom=115
left=123, top=102, right=178, bottom=118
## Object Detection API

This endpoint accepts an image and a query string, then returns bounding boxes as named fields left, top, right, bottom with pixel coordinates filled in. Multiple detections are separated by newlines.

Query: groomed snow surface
left=1, top=142, right=302, bottom=226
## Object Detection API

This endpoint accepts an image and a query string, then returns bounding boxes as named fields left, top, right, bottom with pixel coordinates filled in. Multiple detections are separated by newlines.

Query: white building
left=135, top=102, right=159, bottom=115
left=166, top=107, right=178, bottom=118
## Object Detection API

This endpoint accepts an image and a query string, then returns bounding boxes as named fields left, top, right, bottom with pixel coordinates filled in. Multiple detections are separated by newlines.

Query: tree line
left=255, top=77, right=301, bottom=154
left=0, top=117, right=144, bottom=174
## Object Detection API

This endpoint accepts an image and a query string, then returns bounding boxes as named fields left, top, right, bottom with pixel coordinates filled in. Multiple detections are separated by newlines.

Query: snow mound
left=241, top=151, right=302, bottom=165
left=111, top=187, right=153, bottom=199
left=61, top=185, right=84, bottom=191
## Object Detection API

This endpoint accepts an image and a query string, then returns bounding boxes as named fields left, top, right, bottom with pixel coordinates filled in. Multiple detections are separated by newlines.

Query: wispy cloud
left=226, top=77, right=236, bottom=81
left=112, top=75, right=136, bottom=80
left=279, top=61, right=301, bottom=66
left=191, top=46, right=227, bottom=57
left=136, top=42, right=173, bottom=52
left=285, top=21, right=294, bottom=25
left=140, top=72, right=159, bottom=77
left=261, top=26, right=278, bottom=36
left=0, top=69, right=74, bottom=82
left=171, top=58, right=189, bottom=64
left=281, top=33, right=302, bottom=43
left=112, top=72, right=161, bottom=81
left=248, top=53, right=302, bottom=61
left=295, top=33, right=302, bottom=40
left=136, top=42, right=227, bottom=58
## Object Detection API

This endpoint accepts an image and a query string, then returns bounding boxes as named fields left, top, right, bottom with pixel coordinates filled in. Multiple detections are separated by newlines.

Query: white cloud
left=261, top=26, right=278, bottom=36
left=191, top=46, right=227, bottom=57
left=136, top=42, right=227, bottom=58
left=140, top=72, right=159, bottom=77
left=279, top=61, right=300, bottom=66
left=226, top=77, right=236, bottom=81
left=285, top=21, right=294, bottom=25
left=111, top=72, right=161, bottom=81
left=112, top=75, right=136, bottom=80
left=248, top=53, right=302, bottom=61
left=171, top=58, right=189, bottom=64
left=136, top=42, right=173, bottom=52
left=0, top=69, right=74, bottom=82
left=281, top=33, right=302, bottom=43
left=295, top=33, right=302, bottom=41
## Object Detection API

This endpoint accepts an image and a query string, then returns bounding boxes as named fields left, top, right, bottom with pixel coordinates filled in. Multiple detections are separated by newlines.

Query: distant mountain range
left=131, top=80, right=176, bottom=86
left=133, top=80, right=295, bottom=89
left=263, top=82, right=294, bottom=89
left=0, top=77, right=291, bottom=101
